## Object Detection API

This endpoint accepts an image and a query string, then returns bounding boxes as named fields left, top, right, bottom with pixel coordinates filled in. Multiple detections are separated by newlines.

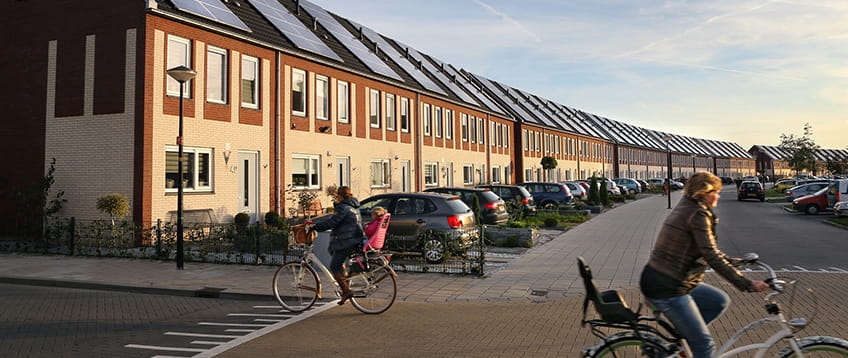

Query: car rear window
left=479, top=190, right=501, bottom=202
left=444, top=197, right=472, bottom=213
left=545, top=184, right=562, bottom=193
left=742, top=183, right=761, bottom=189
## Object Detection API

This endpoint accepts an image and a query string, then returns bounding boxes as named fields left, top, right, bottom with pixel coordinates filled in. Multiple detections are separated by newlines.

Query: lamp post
left=167, top=65, right=197, bottom=270
left=662, top=136, right=672, bottom=209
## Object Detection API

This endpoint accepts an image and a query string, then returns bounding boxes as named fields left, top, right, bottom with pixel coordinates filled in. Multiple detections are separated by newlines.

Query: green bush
left=588, top=178, right=600, bottom=205
left=543, top=217, right=558, bottom=227
left=264, top=211, right=280, bottom=226
left=234, top=212, right=250, bottom=226
left=96, top=193, right=129, bottom=225
left=609, top=195, right=626, bottom=203
left=600, top=180, right=610, bottom=206
left=506, top=221, right=526, bottom=228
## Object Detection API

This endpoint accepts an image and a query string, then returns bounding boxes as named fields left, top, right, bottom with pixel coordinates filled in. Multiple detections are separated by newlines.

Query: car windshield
left=480, top=190, right=501, bottom=202
left=444, top=197, right=472, bottom=213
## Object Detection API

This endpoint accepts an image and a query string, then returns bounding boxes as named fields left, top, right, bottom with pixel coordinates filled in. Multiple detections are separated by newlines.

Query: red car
left=792, top=187, right=829, bottom=215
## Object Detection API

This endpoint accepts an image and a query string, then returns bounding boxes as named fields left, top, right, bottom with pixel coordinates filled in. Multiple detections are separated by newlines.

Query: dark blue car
left=518, top=182, right=573, bottom=209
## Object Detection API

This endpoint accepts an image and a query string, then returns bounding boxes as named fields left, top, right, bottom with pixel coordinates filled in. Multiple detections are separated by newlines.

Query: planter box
left=485, top=227, right=538, bottom=247
left=587, top=205, right=603, bottom=213
left=560, top=209, right=590, bottom=216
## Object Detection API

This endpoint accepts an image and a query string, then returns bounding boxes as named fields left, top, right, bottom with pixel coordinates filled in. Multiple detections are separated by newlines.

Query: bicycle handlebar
left=737, top=252, right=786, bottom=298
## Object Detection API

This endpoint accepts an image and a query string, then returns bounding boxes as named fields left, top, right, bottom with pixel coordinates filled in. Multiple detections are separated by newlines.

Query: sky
left=311, top=0, right=847, bottom=150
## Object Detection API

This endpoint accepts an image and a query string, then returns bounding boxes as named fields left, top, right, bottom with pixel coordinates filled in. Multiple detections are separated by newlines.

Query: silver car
left=784, top=182, right=830, bottom=202
left=562, top=181, right=587, bottom=200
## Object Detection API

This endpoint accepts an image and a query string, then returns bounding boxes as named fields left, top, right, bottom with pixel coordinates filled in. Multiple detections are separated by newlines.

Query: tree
left=540, top=156, right=557, bottom=169
left=96, top=193, right=130, bottom=225
left=600, top=180, right=610, bottom=206
left=778, top=123, right=820, bottom=175
left=825, top=158, right=848, bottom=176
left=587, top=177, right=600, bottom=206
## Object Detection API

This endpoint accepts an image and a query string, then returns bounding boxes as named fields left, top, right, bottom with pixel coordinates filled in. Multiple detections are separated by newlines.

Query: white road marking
left=252, top=305, right=290, bottom=309
left=193, top=300, right=339, bottom=357
left=224, top=329, right=257, bottom=333
left=124, top=344, right=206, bottom=352
left=164, top=332, right=240, bottom=339
left=197, top=322, right=269, bottom=327
left=191, top=341, right=228, bottom=345
left=152, top=356, right=195, bottom=358
left=227, top=313, right=290, bottom=318
left=253, top=319, right=285, bottom=322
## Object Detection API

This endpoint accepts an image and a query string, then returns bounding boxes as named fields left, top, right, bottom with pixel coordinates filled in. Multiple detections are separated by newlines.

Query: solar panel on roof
left=348, top=20, right=444, bottom=94
left=172, top=0, right=252, bottom=32
left=470, top=73, right=537, bottom=122
left=440, top=64, right=505, bottom=113
left=247, top=0, right=342, bottom=61
left=396, top=41, right=480, bottom=105
left=299, top=0, right=402, bottom=80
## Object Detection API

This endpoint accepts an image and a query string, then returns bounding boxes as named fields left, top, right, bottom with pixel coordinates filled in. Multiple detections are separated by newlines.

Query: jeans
left=647, top=283, right=730, bottom=358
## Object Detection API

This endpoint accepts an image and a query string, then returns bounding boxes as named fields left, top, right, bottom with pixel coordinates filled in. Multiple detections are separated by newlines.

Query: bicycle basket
left=291, top=224, right=316, bottom=244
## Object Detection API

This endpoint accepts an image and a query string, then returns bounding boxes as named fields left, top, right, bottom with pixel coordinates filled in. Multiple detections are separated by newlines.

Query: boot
left=333, top=272, right=352, bottom=305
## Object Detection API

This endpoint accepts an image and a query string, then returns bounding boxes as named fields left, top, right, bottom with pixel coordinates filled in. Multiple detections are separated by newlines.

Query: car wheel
left=628, top=189, right=637, bottom=195
left=541, top=201, right=557, bottom=210
left=759, top=197, right=765, bottom=202
left=805, top=205, right=820, bottom=215
left=737, top=196, right=742, bottom=201
left=421, top=239, right=446, bottom=264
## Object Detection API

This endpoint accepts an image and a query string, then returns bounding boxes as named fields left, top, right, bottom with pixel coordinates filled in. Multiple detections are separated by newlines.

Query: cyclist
left=310, top=186, right=364, bottom=305
left=639, top=171, right=769, bottom=358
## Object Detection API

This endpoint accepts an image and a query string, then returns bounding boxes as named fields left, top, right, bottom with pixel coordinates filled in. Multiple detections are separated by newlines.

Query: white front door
left=237, top=151, right=259, bottom=223
left=401, top=160, right=410, bottom=192
left=337, top=156, right=350, bottom=187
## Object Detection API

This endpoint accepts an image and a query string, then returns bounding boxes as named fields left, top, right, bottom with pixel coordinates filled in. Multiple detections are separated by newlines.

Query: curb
left=823, top=219, right=848, bottom=231
left=0, top=276, right=271, bottom=301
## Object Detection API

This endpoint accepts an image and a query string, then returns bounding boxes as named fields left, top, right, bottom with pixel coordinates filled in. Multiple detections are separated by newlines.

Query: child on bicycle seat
left=363, top=206, right=388, bottom=242
left=640, top=172, right=768, bottom=358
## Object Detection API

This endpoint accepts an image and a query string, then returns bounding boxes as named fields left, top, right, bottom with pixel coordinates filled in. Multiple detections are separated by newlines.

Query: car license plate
left=747, top=193, right=757, bottom=197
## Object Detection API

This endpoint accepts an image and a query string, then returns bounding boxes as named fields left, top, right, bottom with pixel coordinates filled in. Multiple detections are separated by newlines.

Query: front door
left=237, top=151, right=259, bottom=223
left=337, top=156, right=350, bottom=187
left=401, top=160, right=411, bottom=192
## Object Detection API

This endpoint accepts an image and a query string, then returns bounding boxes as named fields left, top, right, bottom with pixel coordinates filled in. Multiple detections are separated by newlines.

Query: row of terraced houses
left=2, top=0, right=788, bottom=227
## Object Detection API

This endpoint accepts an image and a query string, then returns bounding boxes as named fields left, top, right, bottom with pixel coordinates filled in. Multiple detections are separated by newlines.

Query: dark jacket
left=312, top=197, right=363, bottom=243
left=641, top=196, right=752, bottom=298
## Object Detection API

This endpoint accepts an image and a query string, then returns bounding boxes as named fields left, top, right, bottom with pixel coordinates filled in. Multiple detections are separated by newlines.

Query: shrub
left=234, top=212, right=251, bottom=226
left=264, top=211, right=280, bottom=226
left=96, top=193, right=129, bottom=225
left=600, top=180, right=610, bottom=206
left=587, top=178, right=600, bottom=205
left=543, top=217, right=558, bottom=227
left=506, top=221, right=526, bottom=228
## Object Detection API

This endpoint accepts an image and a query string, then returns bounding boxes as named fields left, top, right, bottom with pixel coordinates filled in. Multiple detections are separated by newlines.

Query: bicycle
left=578, top=254, right=848, bottom=357
left=272, top=224, right=398, bottom=314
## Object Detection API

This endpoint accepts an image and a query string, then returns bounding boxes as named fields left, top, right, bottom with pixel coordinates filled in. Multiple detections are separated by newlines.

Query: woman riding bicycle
left=310, top=186, right=364, bottom=305
left=640, top=171, right=769, bottom=358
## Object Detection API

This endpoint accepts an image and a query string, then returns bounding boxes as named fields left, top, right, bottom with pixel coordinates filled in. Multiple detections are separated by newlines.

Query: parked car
left=636, top=179, right=650, bottom=192
left=574, top=180, right=591, bottom=192
left=561, top=181, right=587, bottom=200
left=612, top=178, right=642, bottom=195
left=737, top=181, right=765, bottom=202
left=358, top=192, right=478, bottom=263
left=587, top=177, right=622, bottom=195
left=518, top=182, right=573, bottom=209
left=792, top=187, right=829, bottom=215
left=774, top=178, right=800, bottom=192
left=477, top=184, right=536, bottom=217
left=784, top=182, right=830, bottom=202
left=647, top=178, right=684, bottom=190
left=834, top=201, right=848, bottom=216
left=720, top=176, right=734, bottom=185
left=826, top=179, right=848, bottom=209
left=423, top=187, right=509, bottom=225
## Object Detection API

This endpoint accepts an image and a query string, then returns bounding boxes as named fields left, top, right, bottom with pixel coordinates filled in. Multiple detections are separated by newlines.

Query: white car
left=834, top=201, right=848, bottom=216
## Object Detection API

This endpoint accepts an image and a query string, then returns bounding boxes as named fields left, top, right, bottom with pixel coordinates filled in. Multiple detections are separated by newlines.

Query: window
left=445, top=109, right=453, bottom=139
left=291, top=68, right=306, bottom=116
left=504, top=125, right=509, bottom=148
left=423, top=103, right=431, bottom=136
left=535, top=132, right=541, bottom=152
left=477, top=117, right=484, bottom=145
left=463, top=165, right=474, bottom=185
left=461, top=114, right=468, bottom=142
left=523, top=130, right=528, bottom=150
left=241, top=55, right=259, bottom=108
left=369, top=89, right=380, bottom=128
left=337, top=80, right=349, bottom=123
left=525, top=168, right=533, bottom=181
left=400, top=98, right=409, bottom=132
left=434, top=107, right=442, bottom=138
left=206, top=46, right=227, bottom=104
left=167, top=35, right=191, bottom=97
left=490, top=122, right=496, bottom=146
left=491, top=166, right=501, bottom=184
left=291, top=155, right=320, bottom=189
left=165, top=146, right=212, bottom=192
left=386, top=93, right=395, bottom=131
left=470, top=116, right=476, bottom=143
left=370, top=160, right=390, bottom=187
left=315, top=75, right=329, bottom=120
left=424, top=162, right=438, bottom=186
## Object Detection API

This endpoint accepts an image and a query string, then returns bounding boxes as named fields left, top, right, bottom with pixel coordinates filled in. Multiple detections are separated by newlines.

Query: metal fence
left=0, top=218, right=487, bottom=276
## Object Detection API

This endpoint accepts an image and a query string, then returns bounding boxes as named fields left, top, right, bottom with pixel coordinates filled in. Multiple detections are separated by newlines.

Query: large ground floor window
left=165, top=146, right=212, bottom=192
left=292, top=154, right=320, bottom=189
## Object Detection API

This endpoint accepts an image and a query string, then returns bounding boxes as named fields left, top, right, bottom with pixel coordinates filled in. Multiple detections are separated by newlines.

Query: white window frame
left=291, top=154, right=320, bottom=189
left=445, top=109, right=453, bottom=139
left=477, top=117, right=484, bottom=145
left=206, top=46, right=227, bottom=104
left=470, top=116, right=476, bottom=143
left=291, top=68, right=307, bottom=117
left=400, top=97, right=410, bottom=132
left=386, top=93, right=396, bottom=131
left=504, top=125, right=509, bottom=148
left=463, top=164, right=474, bottom=185
left=523, top=129, right=528, bottom=150
left=369, top=89, right=381, bottom=128
left=167, top=35, right=191, bottom=97
left=424, top=162, right=438, bottom=186
left=434, top=107, right=444, bottom=138
left=423, top=103, right=431, bottom=136
left=370, top=159, right=391, bottom=188
left=241, top=55, right=259, bottom=109
left=490, top=122, right=496, bottom=147
left=315, top=75, right=329, bottom=120
left=337, top=80, right=349, bottom=123
left=165, top=145, right=213, bottom=193
left=461, top=113, right=468, bottom=142
left=491, top=165, right=501, bottom=184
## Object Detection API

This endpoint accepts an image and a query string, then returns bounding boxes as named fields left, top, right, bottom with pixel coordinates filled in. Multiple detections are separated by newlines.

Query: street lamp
left=167, top=65, right=197, bottom=270
left=662, top=136, right=672, bottom=209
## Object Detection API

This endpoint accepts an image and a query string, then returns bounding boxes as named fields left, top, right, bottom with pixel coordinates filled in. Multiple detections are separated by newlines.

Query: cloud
left=469, top=0, right=542, bottom=42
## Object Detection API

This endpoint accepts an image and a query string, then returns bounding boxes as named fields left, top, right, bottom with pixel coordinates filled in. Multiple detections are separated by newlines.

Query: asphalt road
left=714, top=188, right=847, bottom=271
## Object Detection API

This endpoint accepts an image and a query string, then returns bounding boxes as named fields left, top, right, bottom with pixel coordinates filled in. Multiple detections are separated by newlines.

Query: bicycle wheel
left=348, top=266, right=397, bottom=314
left=779, top=336, right=848, bottom=357
left=272, top=262, right=319, bottom=312
left=585, top=332, right=674, bottom=358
